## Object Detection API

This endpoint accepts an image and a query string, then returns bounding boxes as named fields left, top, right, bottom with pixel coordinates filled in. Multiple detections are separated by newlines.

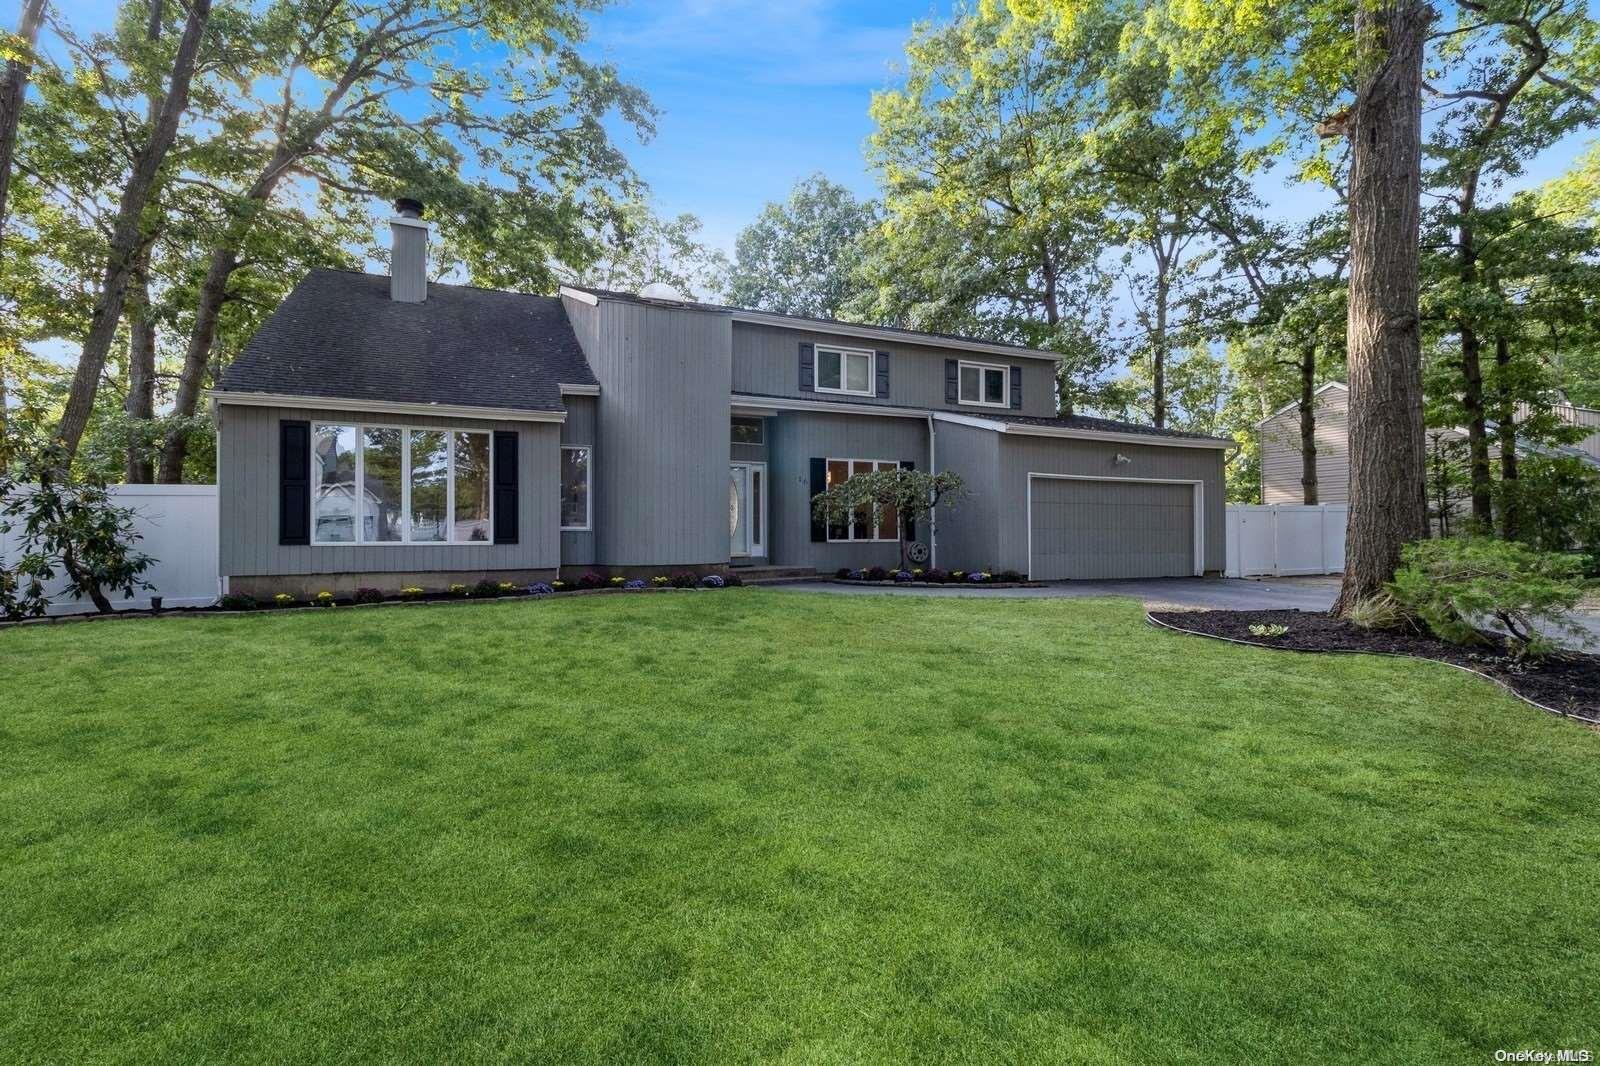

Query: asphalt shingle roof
left=220, top=269, right=596, bottom=412
left=949, top=410, right=1235, bottom=444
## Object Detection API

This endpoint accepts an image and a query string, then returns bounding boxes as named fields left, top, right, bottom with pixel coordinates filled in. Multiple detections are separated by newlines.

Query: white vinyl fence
left=1225, top=503, right=1347, bottom=578
left=2, top=484, right=219, bottom=615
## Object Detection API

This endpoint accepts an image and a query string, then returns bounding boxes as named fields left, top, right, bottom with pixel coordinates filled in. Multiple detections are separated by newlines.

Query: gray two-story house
left=210, top=201, right=1232, bottom=597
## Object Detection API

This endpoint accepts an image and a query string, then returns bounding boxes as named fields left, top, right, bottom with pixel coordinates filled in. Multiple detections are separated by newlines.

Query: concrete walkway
left=767, top=575, right=1342, bottom=612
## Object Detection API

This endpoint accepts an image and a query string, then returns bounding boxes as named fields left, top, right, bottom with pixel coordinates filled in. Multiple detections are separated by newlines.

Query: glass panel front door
left=729, top=462, right=766, bottom=558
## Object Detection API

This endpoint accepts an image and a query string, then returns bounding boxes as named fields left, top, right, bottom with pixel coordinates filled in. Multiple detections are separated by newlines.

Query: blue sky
left=580, top=0, right=954, bottom=254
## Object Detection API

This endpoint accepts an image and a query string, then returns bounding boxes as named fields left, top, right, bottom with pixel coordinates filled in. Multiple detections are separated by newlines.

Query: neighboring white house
left=1258, top=383, right=1600, bottom=505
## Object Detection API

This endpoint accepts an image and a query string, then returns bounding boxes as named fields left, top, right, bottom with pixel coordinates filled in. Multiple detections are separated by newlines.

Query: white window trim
left=560, top=445, right=593, bottom=531
left=309, top=421, right=493, bottom=547
left=814, top=345, right=877, bottom=398
left=958, top=360, right=1011, bottom=408
left=823, top=458, right=902, bottom=543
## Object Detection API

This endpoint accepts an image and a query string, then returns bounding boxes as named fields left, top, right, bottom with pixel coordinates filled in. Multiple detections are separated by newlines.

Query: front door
left=729, top=462, right=767, bottom=559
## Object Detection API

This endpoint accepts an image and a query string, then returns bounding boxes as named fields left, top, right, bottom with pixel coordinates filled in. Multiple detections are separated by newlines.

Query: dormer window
left=958, top=361, right=1009, bottom=407
left=815, top=346, right=875, bottom=397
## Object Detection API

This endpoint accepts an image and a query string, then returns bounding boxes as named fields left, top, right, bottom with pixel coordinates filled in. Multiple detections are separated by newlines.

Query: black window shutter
left=945, top=359, right=958, bottom=404
left=278, top=419, right=310, bottom=546
left=493, top=430, right=518, bottom=544
left=1009, top=365, right=1023, bottom=409
left=875, top=350, right=890, bottom=399
left=899, top=459, right=917, bottom=543
left=809, top=457, right=827, bottom=542
left=799, top=342, right=815, bottom=392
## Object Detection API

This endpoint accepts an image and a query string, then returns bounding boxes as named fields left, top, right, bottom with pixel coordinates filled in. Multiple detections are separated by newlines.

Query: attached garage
left=1027, top=475, right=1202, bottom=580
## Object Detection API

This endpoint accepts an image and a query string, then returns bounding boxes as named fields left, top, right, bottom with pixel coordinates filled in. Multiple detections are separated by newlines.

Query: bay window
left=310, top=421, right=492, bottom=545
left=824, top=458, right=901, bottom=542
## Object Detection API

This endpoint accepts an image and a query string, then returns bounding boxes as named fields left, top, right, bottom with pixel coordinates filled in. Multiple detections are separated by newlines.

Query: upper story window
left=815, top=346, right=875, bottom=397
left=311, top=422, right=491, bottom=545
left=958, top=361, right=1010, bottom=407
left=730, top=417, right=764, bottom=446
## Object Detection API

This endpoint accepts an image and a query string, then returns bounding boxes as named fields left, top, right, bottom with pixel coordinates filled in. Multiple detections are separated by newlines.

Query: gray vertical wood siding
left=1028, top=478, right=1195, bottom=580
left=732, top=322, right=1059, bottom=418
left=927, top=421, right=1000, bottom=571
left=561, top=395, right=596, bottom=565
left=217, top=402, right=560, bottom=577
left=995, top=435, right=1226, bottom=575
left=766, top=412, right=930, bottom=571
left=565, top=296, right=732, bottom=566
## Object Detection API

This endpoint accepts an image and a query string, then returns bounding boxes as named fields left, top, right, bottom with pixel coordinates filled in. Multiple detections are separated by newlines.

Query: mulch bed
left=1149, top=608, right=1600, bottom=725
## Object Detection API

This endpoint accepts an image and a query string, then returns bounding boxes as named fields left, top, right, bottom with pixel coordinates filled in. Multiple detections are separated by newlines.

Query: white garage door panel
left=1029, top=477, right=1197, bottom=580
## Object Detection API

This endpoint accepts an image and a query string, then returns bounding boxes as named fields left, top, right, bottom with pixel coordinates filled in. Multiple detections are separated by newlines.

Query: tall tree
left=154, top=0, right=654, bottom=481
left=856, top=8, right=1118, bottom=413
left=725, top=173, right=875, bottom=319
left=53, top=0, right=211, bottom=462
left=0, top=0, right=49, bottom=432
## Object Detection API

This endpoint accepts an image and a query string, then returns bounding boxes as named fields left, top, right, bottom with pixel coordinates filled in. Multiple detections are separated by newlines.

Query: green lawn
left=2, top=591, right=1597, bottom=1063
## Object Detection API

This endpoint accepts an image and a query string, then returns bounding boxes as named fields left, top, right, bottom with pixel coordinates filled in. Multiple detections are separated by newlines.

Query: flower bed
left=830, top=567, right=1041, bottom=589
left=1148, top=608, right=1600, bottom=725
left=1, top=572, right=746, bottom=627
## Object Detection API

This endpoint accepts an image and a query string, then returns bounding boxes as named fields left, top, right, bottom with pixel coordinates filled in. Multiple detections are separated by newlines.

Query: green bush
left=1388, top=537, right=1590, bottom=657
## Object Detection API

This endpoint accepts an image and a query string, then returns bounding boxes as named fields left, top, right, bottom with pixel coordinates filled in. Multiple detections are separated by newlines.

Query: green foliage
left=1389, top=537, right=1590, bottom=657
left=725, top=174, right=876, bottom=318
left=0, top=433, right=154, bottom=616
left=1344, top=591, right=1407, bottom=631
left=1248, top=623, right=1288, bottom=638
left=811, top=467, right=967, bottom=567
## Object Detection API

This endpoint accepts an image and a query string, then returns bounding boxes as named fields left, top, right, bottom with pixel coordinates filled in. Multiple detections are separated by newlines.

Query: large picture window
left=561, top=446, right=591, bottom=530
left=310, top=422, right=492, bottom=545
left=824, top=458, right=900, bottom=542
left=958, top=360, right=1009, bottom=407
left=815, top=346, right=875, bottom=397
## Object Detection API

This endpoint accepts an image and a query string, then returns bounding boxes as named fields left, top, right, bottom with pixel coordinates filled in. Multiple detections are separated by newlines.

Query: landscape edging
left=1144, top=610, right=1597, bottom=727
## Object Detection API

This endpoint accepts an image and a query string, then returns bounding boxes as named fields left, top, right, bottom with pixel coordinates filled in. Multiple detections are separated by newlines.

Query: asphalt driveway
left=770, top=575, right=1341, bottom=611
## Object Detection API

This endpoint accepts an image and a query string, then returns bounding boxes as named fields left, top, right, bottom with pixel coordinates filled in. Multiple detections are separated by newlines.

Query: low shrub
left=951, top=570, right=966, bottom=582
left=220, top=593, right=257, bottom=611
left=848, top=568, right=867, bottom=581
left=996, top=570, right=1024, bottom=584
left=893, top=569, right=913, bottom=583
left=1388, top=536, right=1590, bottom=658
left=473, top=579, right=501, bottom=598
left=835, top=567, right=853, bottom=580
left=967, top=571, right=991, bottom=583
left=272, top=593, right=296, bottom=608
left=1346, top=591, right=1406, bottom=630
left=651, top=575, right=670, bottom=587
left=670, top=571, right=698, bottom=589
left=623, top=579, right=647, bottom=590
left=866, top=566, right=889, bottom=582
left=1249, top=623, right=1290, bottom=639
left=551, top=580, right=567, bottom=592
left=448, top=583, right=469, bottom=597
left=576, top=572, right=606, bottom=591
left=313, top=591, right=336, bottom=607
left=353, top=587, right=384, bottom=605
left=723, top=572, right=743, bottom=587
left=399, top=586, right=425, bottom=600
left=923, top=568, right=948, bottom=584
left=610, top=575, right=626, bottom=587
left=498, top=581, right=518, bottom=594
left=528, top=582, right=554, bottom=596
left=702, top=574, right=725, bottom=588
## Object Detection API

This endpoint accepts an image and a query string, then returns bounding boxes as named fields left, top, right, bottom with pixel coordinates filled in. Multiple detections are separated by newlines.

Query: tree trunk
left=55, top=0, right=212, bottom=462
left=0, top=0, right=47, bottom=244
left=1494, top=334, right=1519, bottom=540
left=124, top=255, right=156, bottom=482
left=1331, top=0, right=1431, bottom=617
left=1152, top=268, right=1169, bottom=429
left=1298, top=343, right=1319, bottom=505
left=157, top=244, right=235, bottom=481
left=1458, top=322, right=1493, bottom=526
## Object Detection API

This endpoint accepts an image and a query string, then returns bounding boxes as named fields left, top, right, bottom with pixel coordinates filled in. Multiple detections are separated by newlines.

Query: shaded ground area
left=1152, top=608, right=1600, bottom=723
left=3, top=591, right=1599, bottom=1061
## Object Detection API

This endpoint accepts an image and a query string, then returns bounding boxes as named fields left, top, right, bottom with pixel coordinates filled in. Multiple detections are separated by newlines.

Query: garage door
left=1028, top=476, right=1196, bottom=580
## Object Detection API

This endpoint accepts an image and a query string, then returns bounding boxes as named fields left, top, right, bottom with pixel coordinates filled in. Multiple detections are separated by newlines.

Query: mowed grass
left=1, top=591, right=1597, bottom=1064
